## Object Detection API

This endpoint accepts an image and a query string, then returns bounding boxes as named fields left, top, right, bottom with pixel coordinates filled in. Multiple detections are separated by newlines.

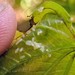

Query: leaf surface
left=0, top=1, right=75, bottom=75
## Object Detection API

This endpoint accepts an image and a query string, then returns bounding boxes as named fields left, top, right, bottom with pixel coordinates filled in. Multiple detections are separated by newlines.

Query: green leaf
left=0, top=1, right=75, bottom=75
left=7, top=14, right=75, bottom=75
left=33, top=1, right=70, bottom=25
left=33, top=1, right=75, bottom=37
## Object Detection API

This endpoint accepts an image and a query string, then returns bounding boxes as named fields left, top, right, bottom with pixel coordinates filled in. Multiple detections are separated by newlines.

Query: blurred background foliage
left=7, top=0, right=75, bottom=38
left=8, top=0, right=75, bottom=21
